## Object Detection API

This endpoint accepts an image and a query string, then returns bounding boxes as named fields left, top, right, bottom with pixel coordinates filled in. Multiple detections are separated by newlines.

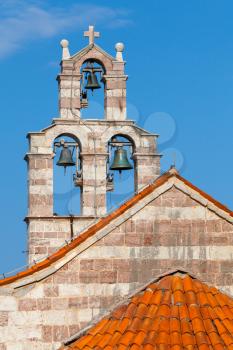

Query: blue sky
left=0, top=0, right=233, bottom=273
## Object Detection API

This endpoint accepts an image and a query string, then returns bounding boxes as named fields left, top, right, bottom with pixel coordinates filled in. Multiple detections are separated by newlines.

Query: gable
left=73, top=183, right=233, bottom=292
left=138, top=186, right=220, bottom=220
left=0, top=171, right=233, bottom=349
left=71, top=44, right=114, bottom=71
left=0, top=171, right=232, bottom=290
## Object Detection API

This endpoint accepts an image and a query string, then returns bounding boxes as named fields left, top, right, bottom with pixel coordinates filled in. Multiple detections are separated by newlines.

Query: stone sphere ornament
left=60, top=39, right=69, bottom=48
left=60, top=39, right=70, bottom=59
left=115, top=42, right=124, bottom=52
left=115, top=43, right=124, bottom=61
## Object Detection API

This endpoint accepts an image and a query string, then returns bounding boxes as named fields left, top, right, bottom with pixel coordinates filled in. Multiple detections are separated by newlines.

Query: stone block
left=0, top=297, right=17, bottom=311
left=79, top=259, right=94, bottom=270
left=78, top=309, right=92, bottom=323
left=125, top=233, right=143, bottom=246
left=42, top=325, right=52, bottom=342
left=94, top=259, right=113, bottom=271
left=43, top=310, right=79, bottom=326
left=79, top=271, right=99, bottom=284
left=52, top=298, right=68, bottom=310
left=37, top=298, right=51, bottom=311
left=99, top=271, right=117, bottom=283
left=8, top=311, right=42, bottom=326
left=53, top=272, right=79, bottom=284
left=68, top=297, right=88, bottom=309
left=0, top=312, right=8, bottom=326
left=44, top=285, right=59, bottom=298
left=53, top=326, right=69, bottom=342
left=18, top=299, right=37, bottom=311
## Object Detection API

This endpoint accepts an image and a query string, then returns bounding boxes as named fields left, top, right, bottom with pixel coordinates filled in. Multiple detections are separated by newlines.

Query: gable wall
left=0, top=186, right=232, bottom=350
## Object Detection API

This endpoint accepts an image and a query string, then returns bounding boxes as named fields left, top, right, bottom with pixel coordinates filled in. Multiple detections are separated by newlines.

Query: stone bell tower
left=25, top=26, right=161, bottom=263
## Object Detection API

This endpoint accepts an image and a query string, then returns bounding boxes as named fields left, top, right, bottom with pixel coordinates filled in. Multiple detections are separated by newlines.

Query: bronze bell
left=56, top=145, right=75, bottom=168
left=110, top=147, right=133, bottom=173
left=85, top=71, right=101, bottom=91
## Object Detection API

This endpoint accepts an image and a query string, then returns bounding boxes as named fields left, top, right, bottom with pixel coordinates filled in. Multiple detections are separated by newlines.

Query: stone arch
left=80, top=58, right=106, bottom=75
left=73, top=47, right=113, bottom=73
left=51, top=132, right=82, bottom=152
left=42, top=124, right=90, bottom=151
left=102, top=126, right=141, bottom=154
left=111, top=133, right=136, bottom=151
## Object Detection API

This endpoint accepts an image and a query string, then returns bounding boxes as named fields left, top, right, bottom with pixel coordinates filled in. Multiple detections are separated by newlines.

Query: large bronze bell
left=110, top=147, right=133, bottom=173
left=56, top=146, right=75, bottom=168
left=85, top=71, right=101, bottom=91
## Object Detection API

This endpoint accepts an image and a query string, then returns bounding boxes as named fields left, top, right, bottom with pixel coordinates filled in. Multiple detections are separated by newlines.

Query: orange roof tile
left=61, top=272, right=233, bottom=350
left=0, top=169, right=233, bottom=287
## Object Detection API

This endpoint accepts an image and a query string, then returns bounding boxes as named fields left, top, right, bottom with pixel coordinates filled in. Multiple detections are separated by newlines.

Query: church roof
left=0, top=169, right=232, bottom=287
left=61, top=271, right=233, bottom=350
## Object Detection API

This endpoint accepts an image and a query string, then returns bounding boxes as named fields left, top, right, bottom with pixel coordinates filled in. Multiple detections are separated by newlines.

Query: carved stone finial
left=60, top=39, right=70, bottom=60
left=115, top=42, right=124, bottom=61
left=168, top=165, right=179, bottom=175
left=84, top=25, right=100, bottom=45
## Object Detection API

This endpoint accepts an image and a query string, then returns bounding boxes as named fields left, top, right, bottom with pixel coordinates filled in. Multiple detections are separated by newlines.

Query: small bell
left=56, top=145, right=75, bottom=173
left=110, top=147, right=133, bottom=174
left=85, top=71, right=101, bottom=91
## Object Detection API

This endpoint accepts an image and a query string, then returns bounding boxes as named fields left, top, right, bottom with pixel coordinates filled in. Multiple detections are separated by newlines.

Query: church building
left=0, top=26, right=233, bottom=349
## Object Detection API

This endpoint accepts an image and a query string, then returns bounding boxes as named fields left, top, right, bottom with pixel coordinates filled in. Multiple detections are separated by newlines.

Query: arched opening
left=80, top=59, right=105, bottom=119
left=106, top=134, right=136, bottom=211
left=53, top=134, right=82, bottom=215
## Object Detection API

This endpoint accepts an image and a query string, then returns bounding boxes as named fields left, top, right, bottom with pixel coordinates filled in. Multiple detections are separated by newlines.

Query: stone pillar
left=104, top=61, right=127, bottom=121
left=26, top=154, right=53, bottom=217
left=81, top=154, right=107, bottom=216
left=57, top=59, right=82, bottom=119
left=134, top=154, right=161, bottom=191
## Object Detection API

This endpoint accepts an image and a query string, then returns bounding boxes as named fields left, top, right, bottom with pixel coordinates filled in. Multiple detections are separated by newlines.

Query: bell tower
left=25, top=26, right=161, bottom=263
left=58, top=25, right=127, bottom=121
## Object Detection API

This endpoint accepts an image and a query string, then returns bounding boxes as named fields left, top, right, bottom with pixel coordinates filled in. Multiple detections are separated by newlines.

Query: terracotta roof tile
left=61, top=273, right=233, bottom=349
left=170, top=318, right=181, bottom=333
left=171, top=305, right=180, bottom=319
left=161, top=290, right=171, bottom=305
left=179, top=304, right=189, bottom=319
left=174, top=290, right=185, bottom=305
left=186, top=291, right=198, bottom=305
left=181, top=319, right=193, bottom=334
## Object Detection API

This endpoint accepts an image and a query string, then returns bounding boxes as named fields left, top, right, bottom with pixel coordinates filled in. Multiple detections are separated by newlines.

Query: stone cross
left=84, top=25, right=100, bottom=45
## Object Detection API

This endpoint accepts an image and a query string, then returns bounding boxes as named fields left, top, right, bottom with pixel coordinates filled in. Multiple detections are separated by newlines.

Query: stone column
left=57, top=65, right=82, bottom=119
left=81, top=154, right=107, bottom=216
left=104, top=73, right=127, bottom=121
left=134, top=154, right=161, bottom=191
left=26, top=154, right=54, bottom=217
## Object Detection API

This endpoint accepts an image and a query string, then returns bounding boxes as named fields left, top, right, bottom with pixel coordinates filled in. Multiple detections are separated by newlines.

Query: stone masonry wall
left=27, top=217, right=96, bottom=264
left=0, top=186, right=232, bottom=349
